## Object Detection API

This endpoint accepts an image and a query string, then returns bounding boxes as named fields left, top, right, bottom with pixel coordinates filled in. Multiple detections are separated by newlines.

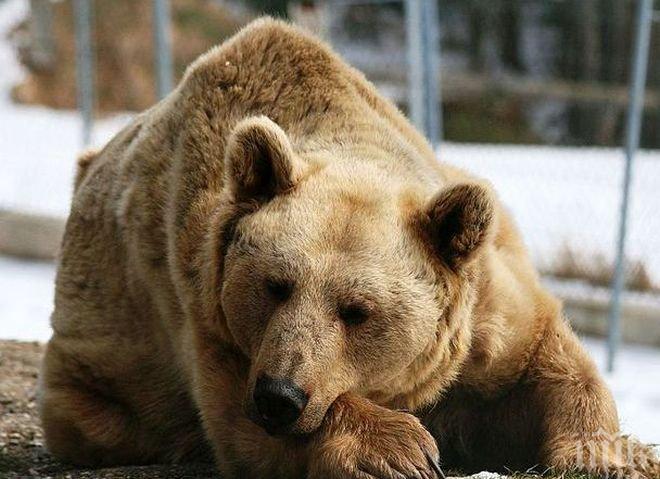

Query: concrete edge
left=561, top=293, right=660, bottom=347
left=0, top=209, right=65, bottom=261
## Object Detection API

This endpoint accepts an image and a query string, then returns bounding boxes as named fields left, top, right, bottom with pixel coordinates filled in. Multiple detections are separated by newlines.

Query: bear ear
left=422, top=183, right=496, bottom=270
left=224, top=116, right=307, bottom=203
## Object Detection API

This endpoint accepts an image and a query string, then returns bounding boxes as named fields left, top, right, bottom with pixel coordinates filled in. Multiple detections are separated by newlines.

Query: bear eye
left=338, top=304, right=369, bottom=326
left=265, top=278, right=293, bottom=302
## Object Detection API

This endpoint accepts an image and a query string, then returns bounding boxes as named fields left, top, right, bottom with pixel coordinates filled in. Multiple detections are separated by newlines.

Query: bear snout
left=251, top=375, right=309, bottom=435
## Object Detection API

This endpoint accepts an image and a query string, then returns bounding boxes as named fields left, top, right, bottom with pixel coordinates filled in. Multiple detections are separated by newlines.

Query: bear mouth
left=246, top=405, right=311, bottom=437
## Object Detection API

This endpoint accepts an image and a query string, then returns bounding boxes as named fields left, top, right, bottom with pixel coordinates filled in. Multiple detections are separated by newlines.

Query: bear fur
left=40, top=18, right=659, bottom=478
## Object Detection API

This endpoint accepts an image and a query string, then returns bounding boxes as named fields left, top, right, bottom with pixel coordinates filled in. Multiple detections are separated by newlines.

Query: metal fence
left=70, top=0, right=658, bottom=371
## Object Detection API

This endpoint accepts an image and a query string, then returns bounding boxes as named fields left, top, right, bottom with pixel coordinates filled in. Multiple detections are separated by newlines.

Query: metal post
left=606, top=0, right=653, bottom=373
left=405, top=0, right=425, bottom=134
left=422, top=0, right=442, bottom=145
left=406, top=0, right=442, bottom=145
left=73, top=0, right=94, bottom=146
left=153, top=0, right=174, bottom=100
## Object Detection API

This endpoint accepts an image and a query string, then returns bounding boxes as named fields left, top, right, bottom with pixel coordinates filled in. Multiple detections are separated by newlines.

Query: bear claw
left=425, top=451, right=446, bottom=479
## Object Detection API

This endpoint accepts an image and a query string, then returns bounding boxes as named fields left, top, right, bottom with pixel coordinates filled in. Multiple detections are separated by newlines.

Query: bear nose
left=253, top=375, right=308, bottom=433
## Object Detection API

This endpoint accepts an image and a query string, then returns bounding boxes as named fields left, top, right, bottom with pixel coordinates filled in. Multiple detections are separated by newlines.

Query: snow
left=0, top=0, right=27, bottom=93
left=450, top=474, right=506, bottom=479
left=0, top=0, right=658, bottom=460
left=0, top=255, right=54, bottom=342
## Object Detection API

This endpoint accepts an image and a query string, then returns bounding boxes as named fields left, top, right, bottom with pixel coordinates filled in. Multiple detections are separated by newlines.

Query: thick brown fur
left=40, top=18, right=659, bottom=478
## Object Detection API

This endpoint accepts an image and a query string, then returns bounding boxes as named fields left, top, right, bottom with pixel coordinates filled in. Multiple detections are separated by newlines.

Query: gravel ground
left=0, top=340, right=217, bottom=478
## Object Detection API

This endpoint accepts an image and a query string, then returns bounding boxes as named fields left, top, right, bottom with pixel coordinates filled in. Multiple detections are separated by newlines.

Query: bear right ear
left=224, top=116, right=307, bottom=203
left=421, top=182, right=496, bottom=271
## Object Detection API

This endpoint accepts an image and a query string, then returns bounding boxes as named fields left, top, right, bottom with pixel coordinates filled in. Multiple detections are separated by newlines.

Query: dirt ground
left=0, top=340, right=217, bottom=478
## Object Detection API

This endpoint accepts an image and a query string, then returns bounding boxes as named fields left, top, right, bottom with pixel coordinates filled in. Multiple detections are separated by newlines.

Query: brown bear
left=39, top=18, right=659, bottom=479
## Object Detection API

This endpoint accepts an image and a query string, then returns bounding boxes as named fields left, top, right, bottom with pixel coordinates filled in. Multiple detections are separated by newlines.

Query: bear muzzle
left=250, top=374, right=309, bottom=435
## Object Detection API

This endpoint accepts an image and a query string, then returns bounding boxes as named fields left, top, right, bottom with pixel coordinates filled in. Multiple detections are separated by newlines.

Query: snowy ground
left=0, top=0, right=658, bottom=451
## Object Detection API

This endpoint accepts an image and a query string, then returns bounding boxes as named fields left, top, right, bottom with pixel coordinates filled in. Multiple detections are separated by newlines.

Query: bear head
left=215, top=116, right=496, bottom=436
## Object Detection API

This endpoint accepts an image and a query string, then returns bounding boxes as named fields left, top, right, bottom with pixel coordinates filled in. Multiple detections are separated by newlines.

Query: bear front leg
left=308, top=394, right=442, bottom=479
left=531, top=320, right=660, bottom=479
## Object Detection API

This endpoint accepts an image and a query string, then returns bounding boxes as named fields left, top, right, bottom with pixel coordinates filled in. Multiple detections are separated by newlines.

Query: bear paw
left=308, top=395, right=442, bottom=479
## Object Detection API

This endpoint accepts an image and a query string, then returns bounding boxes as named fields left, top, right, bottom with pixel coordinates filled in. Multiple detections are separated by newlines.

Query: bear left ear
left=224, top=116, right=307, bottom=203
left=422, top=182, right=496, bottom=270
